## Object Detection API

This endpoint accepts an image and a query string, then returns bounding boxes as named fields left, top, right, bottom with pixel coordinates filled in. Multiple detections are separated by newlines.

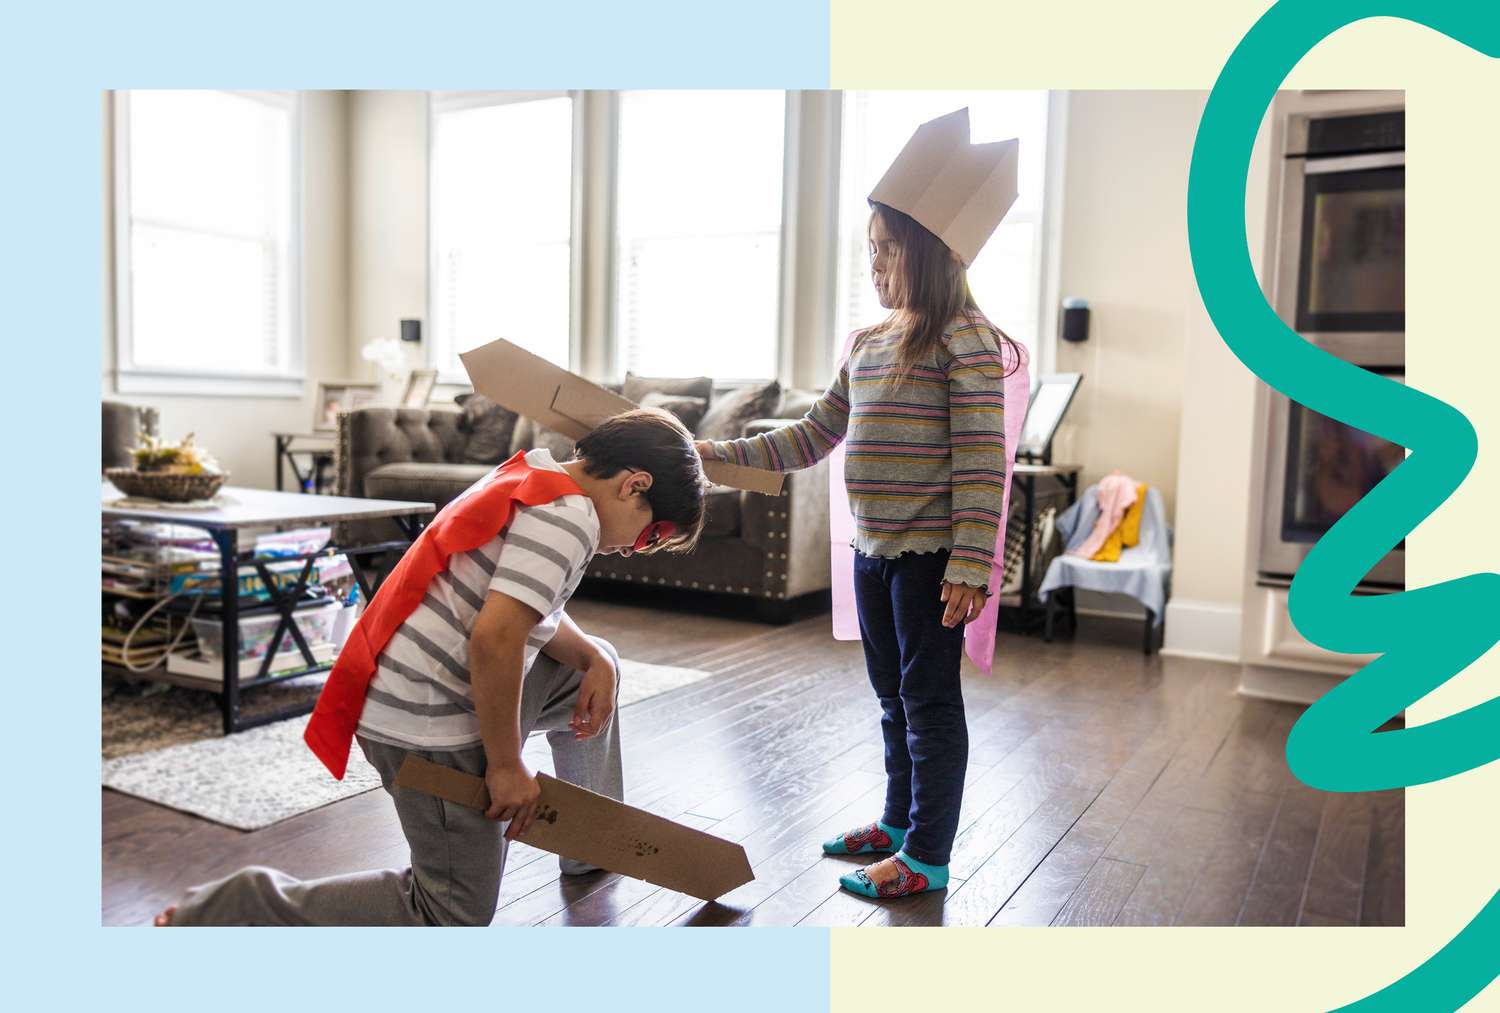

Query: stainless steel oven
left=1260, top=107, right=1404, bottom=590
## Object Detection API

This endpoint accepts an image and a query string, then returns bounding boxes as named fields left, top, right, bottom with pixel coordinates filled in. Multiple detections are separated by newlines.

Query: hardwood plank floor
left=102, top=587, right=1404, bottom=927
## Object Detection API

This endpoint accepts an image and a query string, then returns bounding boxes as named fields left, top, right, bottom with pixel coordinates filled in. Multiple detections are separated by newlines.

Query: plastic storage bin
left=190, top=600, right=341, bottom=663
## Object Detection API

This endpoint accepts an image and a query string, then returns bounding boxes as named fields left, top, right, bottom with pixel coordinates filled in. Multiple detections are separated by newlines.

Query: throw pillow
left=454, top=392, right=519, bottom=464
left=696, top=380, right=783, bottom=442
left=639, top=391, right=709, bottom=433
left=622, top=373, right=714, bottom=405
left=507, top=416, right=576, bottom=462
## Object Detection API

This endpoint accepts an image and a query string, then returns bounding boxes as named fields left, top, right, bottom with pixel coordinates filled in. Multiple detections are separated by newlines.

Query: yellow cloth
left=1092, top=483, right=1148, bottom=562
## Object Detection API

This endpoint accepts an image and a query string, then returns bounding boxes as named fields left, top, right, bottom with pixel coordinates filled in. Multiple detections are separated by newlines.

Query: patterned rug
left=101, top=659, right=714, bottom=831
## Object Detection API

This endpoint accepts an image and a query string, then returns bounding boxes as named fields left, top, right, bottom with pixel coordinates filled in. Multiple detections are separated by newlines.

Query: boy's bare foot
left=154, top=905, right=176, bottom=926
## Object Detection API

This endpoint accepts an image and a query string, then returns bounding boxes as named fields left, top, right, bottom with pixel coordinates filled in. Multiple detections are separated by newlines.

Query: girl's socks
left=821, top=820, right=907, bottom=856
left=838, top=851, right=950, bottom=898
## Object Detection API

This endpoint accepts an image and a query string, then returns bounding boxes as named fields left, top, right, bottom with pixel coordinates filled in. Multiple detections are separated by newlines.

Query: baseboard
left=1237, top=663, right=1343, bottom=706
left=1071, top=589, right=1147, bottom=620
left=1160, top=599, right=1243, bottom=663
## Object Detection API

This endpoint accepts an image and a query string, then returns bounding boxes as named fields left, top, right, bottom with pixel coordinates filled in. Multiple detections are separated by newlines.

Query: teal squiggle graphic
left=1187, top=0, right=1500, bottom=1008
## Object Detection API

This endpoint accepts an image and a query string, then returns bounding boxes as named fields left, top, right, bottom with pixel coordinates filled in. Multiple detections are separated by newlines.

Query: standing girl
left=698, top=108, right=1028, bottom=899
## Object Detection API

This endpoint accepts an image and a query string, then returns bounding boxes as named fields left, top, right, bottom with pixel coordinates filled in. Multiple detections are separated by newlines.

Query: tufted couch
left=334, top=387, right=832, bottom=621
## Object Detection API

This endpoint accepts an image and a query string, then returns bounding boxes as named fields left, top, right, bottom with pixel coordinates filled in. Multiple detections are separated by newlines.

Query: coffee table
left=103, top=485, right=434, bottom=733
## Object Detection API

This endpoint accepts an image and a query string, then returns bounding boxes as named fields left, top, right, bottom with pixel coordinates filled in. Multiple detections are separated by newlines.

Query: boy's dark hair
left=572, top=407, right=708, bottom=554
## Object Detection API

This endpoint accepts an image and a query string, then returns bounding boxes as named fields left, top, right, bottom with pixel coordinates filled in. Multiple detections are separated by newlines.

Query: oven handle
left=1303, top=150, right=1405, bottom=174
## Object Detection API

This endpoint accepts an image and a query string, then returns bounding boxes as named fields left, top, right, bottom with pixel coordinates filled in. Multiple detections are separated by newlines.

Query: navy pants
left=853, top=548, right=968, bottom=866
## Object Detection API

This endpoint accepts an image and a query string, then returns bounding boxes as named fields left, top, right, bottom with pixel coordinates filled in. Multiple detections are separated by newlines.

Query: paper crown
left=868, top=107, right=1020, bottom=268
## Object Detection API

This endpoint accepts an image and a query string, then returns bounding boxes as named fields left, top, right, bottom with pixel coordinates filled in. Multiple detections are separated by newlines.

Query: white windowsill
left=114, top=369, right=305, bottom=399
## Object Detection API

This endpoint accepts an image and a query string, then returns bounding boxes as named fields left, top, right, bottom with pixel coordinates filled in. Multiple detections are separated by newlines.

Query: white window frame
left=607, top=89, right=797, bottom=385
left=111, top=90, right=305, bottom=397
left=429, top=91, right=801, bottom=388
left=427, top=90, right=581, bottom=384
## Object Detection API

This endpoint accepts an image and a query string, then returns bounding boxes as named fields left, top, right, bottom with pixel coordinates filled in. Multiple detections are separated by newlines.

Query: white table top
left=1014, top=462, right=1081, bottom=476
left=102, top=483, right=434, bottom=530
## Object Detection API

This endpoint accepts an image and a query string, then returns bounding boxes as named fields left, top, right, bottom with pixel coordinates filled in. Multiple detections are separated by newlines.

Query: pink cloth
left=829, top=330, right=1030, bottom=675
left=1067, top=471, right=1139, bottom=559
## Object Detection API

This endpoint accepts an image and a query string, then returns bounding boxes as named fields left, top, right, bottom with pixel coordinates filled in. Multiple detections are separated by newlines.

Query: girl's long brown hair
left=866, top=201, right=1024, bottom=382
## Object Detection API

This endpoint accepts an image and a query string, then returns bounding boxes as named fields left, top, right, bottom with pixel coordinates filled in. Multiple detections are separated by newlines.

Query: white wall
left=1159, top=95, right=1272, bottom=659
left=1050, top=91, right=1206, bottom=522
left=348, top=91, right=429, bottom=385
left=102, top=91, right=351, bottom=490
left=1044, top=90, right=1276, bottom=653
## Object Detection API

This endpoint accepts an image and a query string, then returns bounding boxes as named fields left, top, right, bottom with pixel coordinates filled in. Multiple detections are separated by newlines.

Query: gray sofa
left=335, top=385, right=832, bottom=622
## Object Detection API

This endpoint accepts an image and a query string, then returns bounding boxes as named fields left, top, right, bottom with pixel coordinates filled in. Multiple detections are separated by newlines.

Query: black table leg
left=1018, top=475, right=1037, bottom=628
left=212, top=529, right=241, bottom=734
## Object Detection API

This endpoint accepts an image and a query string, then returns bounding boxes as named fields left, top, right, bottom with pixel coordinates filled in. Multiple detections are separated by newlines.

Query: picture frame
left=313, top=380, right=381, bottom=432
left=400, top=368, right=439, bottom=409
left=1017, top=373, right=1083, bottom=465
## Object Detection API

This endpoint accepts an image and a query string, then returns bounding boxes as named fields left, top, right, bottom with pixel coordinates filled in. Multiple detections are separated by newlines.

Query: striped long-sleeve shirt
left=710, top=312, right=1010, bottom=589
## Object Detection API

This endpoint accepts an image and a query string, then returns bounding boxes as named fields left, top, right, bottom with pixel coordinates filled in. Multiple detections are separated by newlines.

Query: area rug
left=101, top=658, right=714, bottom=831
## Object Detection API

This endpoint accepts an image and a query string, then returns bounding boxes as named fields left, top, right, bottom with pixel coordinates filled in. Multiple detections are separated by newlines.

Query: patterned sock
left=821, top=820, right=907, bottom=856
left=839, top=851, right=950, bottom=899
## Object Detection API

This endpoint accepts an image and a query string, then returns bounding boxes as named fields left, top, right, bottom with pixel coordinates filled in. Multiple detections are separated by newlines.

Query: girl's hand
left=940, top=582, right=988, bottom=628
left=693, top=440, right=718, bottom=461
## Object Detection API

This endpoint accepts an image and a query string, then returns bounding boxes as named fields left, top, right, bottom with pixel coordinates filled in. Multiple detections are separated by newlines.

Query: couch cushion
left=701, top=487, right=741, bottom=539
left=697, top=380, right=782, bottom=441
left=622, top=373, right=713, bottom=405
left=639, top=391, right=709, bottom=433
left=454, top=392, right=519, bottom=464
left=364, top=462, right=492, bottom=509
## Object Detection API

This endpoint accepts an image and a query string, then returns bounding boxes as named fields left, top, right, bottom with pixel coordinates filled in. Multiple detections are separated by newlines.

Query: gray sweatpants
left=171, top=636, right=623, bottom=926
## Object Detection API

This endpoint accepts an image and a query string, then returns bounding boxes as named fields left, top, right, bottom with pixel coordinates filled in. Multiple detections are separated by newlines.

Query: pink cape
left=828, top=331, right=1030, bottom=675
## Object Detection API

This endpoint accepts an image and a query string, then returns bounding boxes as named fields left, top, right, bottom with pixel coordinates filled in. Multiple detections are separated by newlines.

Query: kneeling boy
left=159, top=408, right=706, bottom=925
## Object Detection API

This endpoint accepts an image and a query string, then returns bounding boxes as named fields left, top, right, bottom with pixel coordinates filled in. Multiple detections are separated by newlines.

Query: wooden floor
left=102, top=588, right=1404, bottom=927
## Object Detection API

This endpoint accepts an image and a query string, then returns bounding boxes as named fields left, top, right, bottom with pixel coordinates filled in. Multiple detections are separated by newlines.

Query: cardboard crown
left=868, top=107, right=1020, bottom=268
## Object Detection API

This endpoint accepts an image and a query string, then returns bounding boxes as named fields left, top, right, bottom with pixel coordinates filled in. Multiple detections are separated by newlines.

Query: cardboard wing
left=459, top=338, right=783, bottom=496
left=868, top=107, right=1020, bottom=269
left=395, top=755, right=755, bottom=902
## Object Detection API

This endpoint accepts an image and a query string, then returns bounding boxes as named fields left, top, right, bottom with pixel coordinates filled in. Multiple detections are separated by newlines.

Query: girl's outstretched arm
left=703, top=362, right=851, bottom=473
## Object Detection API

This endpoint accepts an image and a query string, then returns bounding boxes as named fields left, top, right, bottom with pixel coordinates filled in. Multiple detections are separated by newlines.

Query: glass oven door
left=1260, top=370, right=1406, bottom=589
left=1289, top=151, right=1404, bottom=365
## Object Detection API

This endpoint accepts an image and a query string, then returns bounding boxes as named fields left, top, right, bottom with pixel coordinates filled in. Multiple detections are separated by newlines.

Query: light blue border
left=5, top=1, right=828, bottom=1010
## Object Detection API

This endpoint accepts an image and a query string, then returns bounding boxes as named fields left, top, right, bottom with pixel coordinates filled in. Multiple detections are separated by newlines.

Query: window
left=114, top=90, right=301, bottom=394
left=836, top=91, right=1051, bottom=367
left=614, top=91, right=786, bottom=380
left=430, top=93, right=574, bottom=377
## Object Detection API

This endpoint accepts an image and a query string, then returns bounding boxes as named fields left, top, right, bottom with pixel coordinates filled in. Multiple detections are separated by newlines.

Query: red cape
left=305, top=452, right=584, bottom=779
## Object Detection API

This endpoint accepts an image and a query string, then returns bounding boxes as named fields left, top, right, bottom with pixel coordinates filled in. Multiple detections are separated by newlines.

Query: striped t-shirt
left=709, top=311, right=1011, bottom=589
left=355, top=449, right=601, bottom=752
